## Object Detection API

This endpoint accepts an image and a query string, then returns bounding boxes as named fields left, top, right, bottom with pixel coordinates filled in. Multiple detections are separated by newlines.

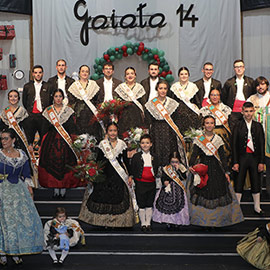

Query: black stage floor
left=3, top=186, right=266, bottom=270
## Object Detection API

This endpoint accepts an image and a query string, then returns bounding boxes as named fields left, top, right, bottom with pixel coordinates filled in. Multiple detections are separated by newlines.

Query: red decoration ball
left=123, top=52, right=128, bottom=57
left=115, top=48, right=119, bottom=51
left=104, top=54, right=109, bottom=60
left=122, top=45, right=127, bottom=51
left=144, top=49, right=149, bottom=53
left=168, top=70, right=172, bottom=74
left=161, top=71, right=167, bottom=77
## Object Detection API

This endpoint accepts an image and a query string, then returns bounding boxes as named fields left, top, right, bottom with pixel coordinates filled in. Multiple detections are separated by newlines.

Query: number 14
left=176, top=4, right=199, bottom=27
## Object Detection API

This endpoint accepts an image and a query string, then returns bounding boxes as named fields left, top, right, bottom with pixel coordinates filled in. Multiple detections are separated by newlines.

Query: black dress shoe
left=254, top=209, right=265, bottom=216
left=141, top=226, right=147, bottom=232
left=146, top=225, right=152, bottom=232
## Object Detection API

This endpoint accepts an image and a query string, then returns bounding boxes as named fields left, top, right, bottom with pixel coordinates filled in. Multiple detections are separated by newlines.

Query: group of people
left=0, top=58, right=270, bottom=267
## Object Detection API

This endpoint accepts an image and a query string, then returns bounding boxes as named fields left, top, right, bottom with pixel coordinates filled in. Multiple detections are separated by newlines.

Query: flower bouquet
left=184, top=128, right=203, bottom=143
left=68, top=134, right=106, bottom=183
left=122, top=127, right=149, bottom=150
left=93, top=98, right=131, bottom=123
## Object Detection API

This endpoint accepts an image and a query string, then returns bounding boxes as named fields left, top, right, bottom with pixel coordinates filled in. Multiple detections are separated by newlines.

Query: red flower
left=88, top=168, right=96, bottom=176
left=111, top=99, right=116, bottom=104
left=122, top=131, right=129, bottom=138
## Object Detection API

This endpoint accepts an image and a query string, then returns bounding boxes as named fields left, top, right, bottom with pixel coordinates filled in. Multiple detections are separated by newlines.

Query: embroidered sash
left=120, top=83, right=144, bottom=114
left=74, top=81, right=105, bottom=133
left=99, top=139, right=138, bottom=211
left=196, top=134, right=221, bottom=163
left=46, top=106, right=79, bottom=160
left=4, top=106, right=38, bottom=187
left=163, top=165, right=186, bottom=192
left=207, top=104, right=231, bottom=133
left=151, top=98, right=186, bottom=148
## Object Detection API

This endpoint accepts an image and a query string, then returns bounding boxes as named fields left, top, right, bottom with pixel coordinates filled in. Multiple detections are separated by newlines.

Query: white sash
left=100, top=139, right=138, bottom=211
left=120, top=83, right=144, bottom=114
left=74, top=81, right=105, bottom=132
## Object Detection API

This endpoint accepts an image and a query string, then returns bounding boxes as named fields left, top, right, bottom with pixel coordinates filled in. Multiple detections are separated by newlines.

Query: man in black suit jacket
left=140, top=63, right=160, bottom=105
left=222, top=59, right=256, bottom=130
left=47, top=59, right=74, bottom=105
left=22, top=65, right=53, bottom=145
left=192, top=62, right=222, bottom=108
left=232, top=102, right=265, bottom=215
left=96, top=62, right=122, bottom=104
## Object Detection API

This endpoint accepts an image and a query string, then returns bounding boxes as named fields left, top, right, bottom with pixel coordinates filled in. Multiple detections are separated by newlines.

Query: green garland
left=92, top=41, right=174, bottom=83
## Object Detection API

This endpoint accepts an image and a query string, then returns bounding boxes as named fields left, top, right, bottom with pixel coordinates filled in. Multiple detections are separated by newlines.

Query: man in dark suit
left=232, top=102, right=265, bottom=215
left=192, top=62, right=222, bottom=108
left=96, top=62, right=122, bottom=104
left=22, top=65, right=53, bottom=145
left=47, top=59, right=74, bottom=105
left=140, top=63, right=160, bottom=105
left=222, top=59, right=255, bottom=130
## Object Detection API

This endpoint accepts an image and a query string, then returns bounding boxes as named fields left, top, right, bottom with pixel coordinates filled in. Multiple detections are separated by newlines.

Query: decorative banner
left=33, top=0, right=241, bottom=84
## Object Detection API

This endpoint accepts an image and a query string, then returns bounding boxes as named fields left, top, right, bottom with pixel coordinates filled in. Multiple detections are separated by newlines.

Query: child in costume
left=232, top=101, right=265, bottom=215
left=129, top=134, right=159, bottom=232
left=44, top=207, right=85, bottom=265
left=237, top=223, right=270, bottom=269
left=152, top=151, right=190, bottom=230
left=188, top=115, right=244, bottom=228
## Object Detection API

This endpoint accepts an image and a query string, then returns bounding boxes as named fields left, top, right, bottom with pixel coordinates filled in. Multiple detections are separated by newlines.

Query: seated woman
left=0, top=129, right=43, bottom=266
left=170, top=67, right=201, bottom=134
left=188, top=115, right=244, bottom=228
left=38, top=89, right=85, bottom=198
left=199, top=88, right=232, bottom=166
left=79, top=122, right=135, bottom=228
left=115, top=67, right=146, bottom=137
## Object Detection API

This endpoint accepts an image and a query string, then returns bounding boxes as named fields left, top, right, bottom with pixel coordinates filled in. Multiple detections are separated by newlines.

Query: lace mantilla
left=43, top=105, right=74, bottom=125
left=145, top=97, right=179, bottom=120
left=68, top=80, right=100, bottom=100
left=194, top=134, right=224, bottom=156
left=1, top=106, right=29, bottom=126
left=171, top=81, right=198, bottom=100
left=199, top=103, right=232, bottom=126
left=0, top=149, right=28, bottom=168
left=115, top=83, right=145, bottom=101
left=99, top=139, right=127, bottom=159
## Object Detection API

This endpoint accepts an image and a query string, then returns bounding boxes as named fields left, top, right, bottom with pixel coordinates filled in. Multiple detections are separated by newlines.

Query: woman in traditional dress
left=145, top=80, right=187, bottom=168
left=170, top=67, right=201, bottom=134
left=0, top=90, right=29, bottom=150
left=0, top=90, right=38, bottom=187
left=199, top=88, right=232, bottom=166
left=79, top=122, right=135, bottom=228
left=237, top=223, right=270, bottom=269
left=0, top=129, right=43, bottom=266
left=38, top=89, right=84, bottom=198
left=152, top=151, right=190, bottom=230
left=115, top=67, right=145, bottom=137
left=188, top=115, right=244, bottom=228
left=68, top=65, right=102, bottom=140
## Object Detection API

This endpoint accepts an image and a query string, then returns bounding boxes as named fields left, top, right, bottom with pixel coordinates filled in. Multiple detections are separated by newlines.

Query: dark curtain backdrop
left=0, top=0, right=32, bottom=15
left=241, top=0, right=270, bottom=11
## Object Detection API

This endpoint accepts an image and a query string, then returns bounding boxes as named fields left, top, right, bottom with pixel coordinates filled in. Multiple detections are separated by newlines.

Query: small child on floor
left=129, top=134, right=159, bottom=232
left=44, top=207, right=85, bottom=264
